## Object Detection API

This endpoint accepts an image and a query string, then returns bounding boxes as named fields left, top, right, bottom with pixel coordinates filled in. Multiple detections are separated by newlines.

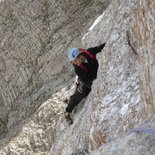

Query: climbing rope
left=128, top=127, right=155, bottom=135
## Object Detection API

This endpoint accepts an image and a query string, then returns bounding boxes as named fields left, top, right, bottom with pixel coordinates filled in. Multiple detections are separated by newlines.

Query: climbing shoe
left=64, top=112, right=73, bottom=125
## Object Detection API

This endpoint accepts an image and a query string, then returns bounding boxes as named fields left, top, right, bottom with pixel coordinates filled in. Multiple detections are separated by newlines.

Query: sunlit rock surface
left=0, top=0, right=155, bottom=154
left=0, top=84, right=73, bottom=155
left=0, top=0, right=108, bottom=149
left=50, top=0, right=155, bottom=154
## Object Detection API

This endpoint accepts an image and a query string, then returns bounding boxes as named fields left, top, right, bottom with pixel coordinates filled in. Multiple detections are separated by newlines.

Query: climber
left=64, top=43, right=106, bottom=124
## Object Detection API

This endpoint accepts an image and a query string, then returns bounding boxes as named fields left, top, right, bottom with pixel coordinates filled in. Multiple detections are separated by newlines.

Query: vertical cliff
left=50, top=0, right=155, bottom=154
left=0, top=0, right=108, bottom=137
left=0, top=0, right=109, bottom=154
left=0, top=0, right=155, bottom=154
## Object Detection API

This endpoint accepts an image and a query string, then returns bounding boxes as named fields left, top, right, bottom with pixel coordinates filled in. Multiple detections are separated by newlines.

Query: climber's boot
left=64, top=112, right=73, bottom=125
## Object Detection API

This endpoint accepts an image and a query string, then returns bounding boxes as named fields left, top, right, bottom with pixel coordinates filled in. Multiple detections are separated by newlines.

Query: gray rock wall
left=1, top=0, right=155, bottom=154
left=50, top=0, right=155, bottom=154
left=0, top=0, right=108, bottom=135
left=130, top=0, right=155, bottom=114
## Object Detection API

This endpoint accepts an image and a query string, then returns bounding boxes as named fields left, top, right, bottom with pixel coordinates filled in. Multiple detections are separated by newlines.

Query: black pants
left=66, top=84, right=91, bottom=113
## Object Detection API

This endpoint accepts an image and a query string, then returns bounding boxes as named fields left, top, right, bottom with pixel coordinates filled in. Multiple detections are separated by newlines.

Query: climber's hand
left=75, top=75, right=80, bottom=85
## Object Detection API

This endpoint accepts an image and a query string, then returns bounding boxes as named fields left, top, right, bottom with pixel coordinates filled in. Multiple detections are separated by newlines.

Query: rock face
left=49, top=0, right=155, bottom=154
left=0, top=0, right=155, bottom=155
left=0, top=0, right=108, bottom=137
left=0, top=85, right=73, bottom=155
left=130, top=0, right=155, bottom=114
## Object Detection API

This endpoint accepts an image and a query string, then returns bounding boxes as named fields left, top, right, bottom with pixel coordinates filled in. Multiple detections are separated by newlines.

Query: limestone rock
left=0, top=0, right=107, bottom=138
left=0, top=85, right=72, bottom=155
left=50, top=0, right=155, bottom=154
left=1, top=0, right=155, bottom=154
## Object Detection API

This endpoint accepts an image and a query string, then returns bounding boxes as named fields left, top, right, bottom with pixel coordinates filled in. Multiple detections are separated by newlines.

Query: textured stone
left=0, top=0, right=107, bottom=138
left=49, top=0, right=155, bottom=154
left=0, top=0, right=155, bottom=154
left=130, top=0, right=155, bottom=114
left=0, top=84, right=73, bottom=154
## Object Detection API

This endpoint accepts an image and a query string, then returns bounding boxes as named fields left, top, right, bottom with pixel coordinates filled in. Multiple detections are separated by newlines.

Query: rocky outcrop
left=50, top=0, right=155, bottom=154
left=0, top=0, right=155, bottom=154
left=0, top=0, right=108, bottom=137
left=130, top=0, right=155, bottom=114
left=0, top=85, right=72, bottom=155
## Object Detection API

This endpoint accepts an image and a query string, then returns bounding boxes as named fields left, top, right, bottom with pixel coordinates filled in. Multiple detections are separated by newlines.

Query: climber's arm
left=87, top=43, right=106, bottom=54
